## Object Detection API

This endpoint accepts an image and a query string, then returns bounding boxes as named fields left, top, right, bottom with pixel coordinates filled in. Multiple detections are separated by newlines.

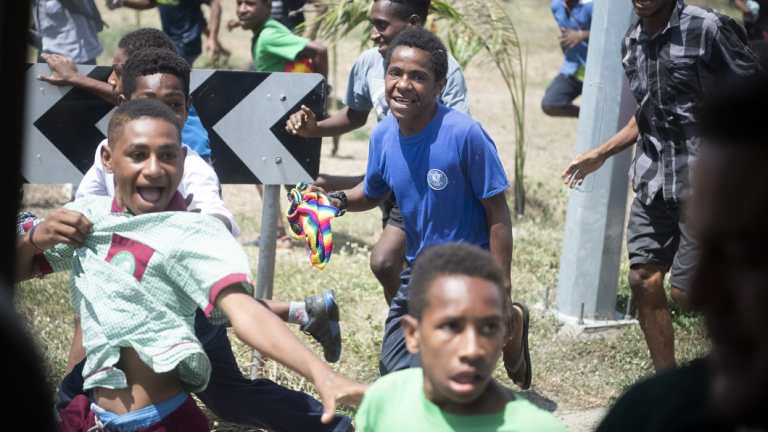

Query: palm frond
left=306, top=0, right=529, bottom=214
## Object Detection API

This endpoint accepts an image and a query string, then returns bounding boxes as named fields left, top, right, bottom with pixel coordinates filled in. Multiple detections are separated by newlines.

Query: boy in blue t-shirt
left=322, top=28, right=531, bottom=388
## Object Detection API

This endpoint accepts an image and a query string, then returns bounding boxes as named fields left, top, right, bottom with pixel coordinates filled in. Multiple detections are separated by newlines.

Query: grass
left=17, top=0, right=720, bottom=429
left=16, top=179, right=709, bottom=431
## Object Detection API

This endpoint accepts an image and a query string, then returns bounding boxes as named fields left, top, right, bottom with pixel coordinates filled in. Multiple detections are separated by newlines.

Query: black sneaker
left=301, top=289, right=341, bottom=363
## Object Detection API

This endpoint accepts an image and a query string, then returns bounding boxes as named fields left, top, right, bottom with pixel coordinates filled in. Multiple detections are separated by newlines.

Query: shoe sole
left=515, top=302, right=532, bottom=390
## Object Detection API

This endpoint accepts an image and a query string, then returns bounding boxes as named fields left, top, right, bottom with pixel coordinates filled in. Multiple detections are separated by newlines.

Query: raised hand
left=285, top=105, right=319, bottom=137
left=38, top=53, right=80, bottom=87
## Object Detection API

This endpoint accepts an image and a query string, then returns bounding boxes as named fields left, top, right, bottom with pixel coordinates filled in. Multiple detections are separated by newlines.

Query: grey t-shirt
left=33, top=0, right=103, bottom=63
left=345, top=47, right=469, bottom=121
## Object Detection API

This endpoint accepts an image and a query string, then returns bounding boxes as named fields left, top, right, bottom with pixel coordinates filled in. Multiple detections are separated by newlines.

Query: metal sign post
left=556, top=0, right=637, bottom=325
left=249, top=184, right=281, bottom=378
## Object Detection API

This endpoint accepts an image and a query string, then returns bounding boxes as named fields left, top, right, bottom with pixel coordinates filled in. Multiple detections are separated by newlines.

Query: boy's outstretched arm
left=38, top=53, right=116, bottom=104
left=285, top=105, right=368, bottom=138
left=562, top=116, right=639, bottom=188
left=15, top=209, right=92, bottom=281
left=216, top=287, right=367, bottom=423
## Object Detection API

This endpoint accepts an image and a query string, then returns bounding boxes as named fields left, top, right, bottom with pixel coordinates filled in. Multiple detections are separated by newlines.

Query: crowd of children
left=15, top=0, right=767, bottom=431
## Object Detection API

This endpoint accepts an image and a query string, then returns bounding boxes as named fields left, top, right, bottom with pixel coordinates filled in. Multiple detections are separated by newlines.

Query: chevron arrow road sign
left=23, top=64, right=325, bottom=185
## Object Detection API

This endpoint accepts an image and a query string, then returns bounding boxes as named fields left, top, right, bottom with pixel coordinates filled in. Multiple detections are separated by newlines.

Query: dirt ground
left=20, top=0, right=735, bottom=430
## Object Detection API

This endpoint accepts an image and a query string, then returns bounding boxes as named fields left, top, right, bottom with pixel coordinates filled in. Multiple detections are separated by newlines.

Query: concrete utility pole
left=556, top=0, right=637, bottom=323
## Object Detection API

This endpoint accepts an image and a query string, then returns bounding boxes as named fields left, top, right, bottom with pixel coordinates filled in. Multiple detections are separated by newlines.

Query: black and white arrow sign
left=23, top=64, right=324, bottom=185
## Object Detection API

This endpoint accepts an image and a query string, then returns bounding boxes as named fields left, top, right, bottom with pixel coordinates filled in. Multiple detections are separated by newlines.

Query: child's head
left=103, top=99, right=185, bottom=215
left=120, top=48, right=191, bottom=126
left=370, top=0, right=431, bottom=53
left=236, top=0, right=271, bottom=31
left=109, top=28, right=177, bottom=97
left=403, top=243, right=509, bottom=406
left=383, top=27, right=447, bottom=124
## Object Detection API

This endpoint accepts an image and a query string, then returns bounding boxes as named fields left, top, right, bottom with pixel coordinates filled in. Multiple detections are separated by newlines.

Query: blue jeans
left=58, top=311, right=351, bottom=432
left=379, top=268, right=420, bottom=375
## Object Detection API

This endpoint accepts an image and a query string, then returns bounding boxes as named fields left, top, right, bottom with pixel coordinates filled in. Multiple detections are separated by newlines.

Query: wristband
left=327, top=191, right=348, bottom=216
left=28, top=223, right=43, bottom=252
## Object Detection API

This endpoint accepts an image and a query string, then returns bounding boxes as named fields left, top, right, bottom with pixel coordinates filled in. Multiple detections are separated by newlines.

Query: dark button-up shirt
left=622, top=0, right=758, bottom=204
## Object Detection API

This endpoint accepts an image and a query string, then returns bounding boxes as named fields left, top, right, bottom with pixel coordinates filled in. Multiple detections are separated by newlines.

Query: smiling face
left=123, top=72, right=189, bottom=127
left=384, top=45, right=445, bottom=133
left=236, top=0, right=270, bottom=31
left=403, top=274, right=507, bottom=407
left=102, top=117, right=185, bottom=215
left=632, top=0, right=675, bottom=18
left=369, top=1, right=414, bottom=54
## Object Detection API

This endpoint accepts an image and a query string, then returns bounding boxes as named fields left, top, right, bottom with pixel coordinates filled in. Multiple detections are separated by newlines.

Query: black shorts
left=627, top=195, right=699, bottom=291
left=379, top=194, right=404, bottom=230
left=541, top=73, right=583, bottom=110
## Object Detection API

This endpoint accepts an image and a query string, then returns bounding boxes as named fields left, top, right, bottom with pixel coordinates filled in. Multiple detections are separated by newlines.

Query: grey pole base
left=250, top=184, right=281, bottom=379
left=556, top=0, right=637, bottom=322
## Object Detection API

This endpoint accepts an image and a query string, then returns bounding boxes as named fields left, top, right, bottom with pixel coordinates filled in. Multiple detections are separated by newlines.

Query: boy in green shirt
left=355, top=244, right=564, bottom=431
left=235, top=0, right=327, bottom=75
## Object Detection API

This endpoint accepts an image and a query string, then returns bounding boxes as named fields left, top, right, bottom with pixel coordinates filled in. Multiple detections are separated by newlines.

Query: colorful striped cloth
left=286, top=183, right=337, bottom=270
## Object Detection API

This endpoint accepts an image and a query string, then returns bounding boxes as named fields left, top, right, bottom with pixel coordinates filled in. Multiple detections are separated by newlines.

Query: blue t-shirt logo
left=427, top=169, right=448, bottom=191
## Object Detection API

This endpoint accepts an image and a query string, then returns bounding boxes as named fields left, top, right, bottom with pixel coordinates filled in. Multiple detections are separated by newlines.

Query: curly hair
left=121, top=48, right=191, bottom=100
left=117, top=28, right=177, bottom=58
left=408, top=243, right=507, bottom=319
left=384, top=26, right=448, bottom=82
left=107, top=99, right=181, bottom=147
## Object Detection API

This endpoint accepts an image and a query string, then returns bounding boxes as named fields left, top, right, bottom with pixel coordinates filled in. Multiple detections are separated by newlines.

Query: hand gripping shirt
left=38, top=195, right=253, bottom=393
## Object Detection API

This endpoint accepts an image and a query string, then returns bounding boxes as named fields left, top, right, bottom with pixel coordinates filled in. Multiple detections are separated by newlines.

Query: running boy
left=285, top=0, right=470, bottom=307
left=17, top=99, right=365, bottom=431
left=356, top=244, right=564, bottom=431
left=322, top=28, right=531, bottom=388
left=57, top=48, right=349, bottom=431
